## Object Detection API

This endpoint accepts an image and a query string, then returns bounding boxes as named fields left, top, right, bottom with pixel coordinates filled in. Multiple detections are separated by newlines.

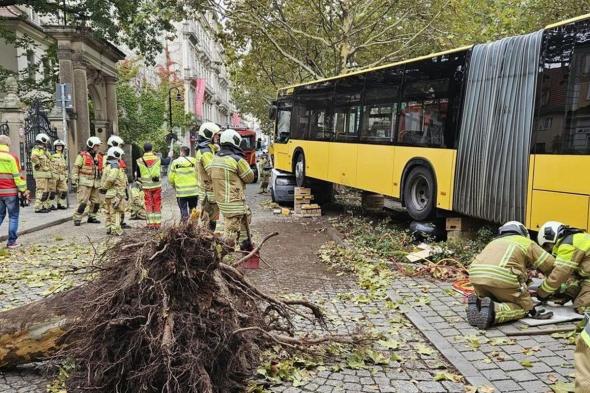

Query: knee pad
left=49, top=192, right=56, bottom=200
left=92, top=204, right=100, bottom=214
left=40, top=192, right=49, bottom=202
left=60, top=191, right=68, bottom=199
left=77, top=202, right=87, bottom=214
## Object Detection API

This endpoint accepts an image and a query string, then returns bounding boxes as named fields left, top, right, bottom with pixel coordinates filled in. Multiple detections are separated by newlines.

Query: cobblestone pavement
left=388, top=278, right=577, bottom=393
left=0, top=203, right=74, bottom=243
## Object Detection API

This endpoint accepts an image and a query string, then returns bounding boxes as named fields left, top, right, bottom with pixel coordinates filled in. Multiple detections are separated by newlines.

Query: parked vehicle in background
left=270, top=13, right=590, bottom=231
left=236, top=128, right=259, bottom=182
left=270, top=169, right=295, bottom=204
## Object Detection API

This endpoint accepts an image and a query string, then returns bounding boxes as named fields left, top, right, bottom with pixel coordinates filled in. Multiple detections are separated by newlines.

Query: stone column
left=104, top=75, right=118, bottom=138
left=0, top=77, right=24, bottom=161
left=73, top=54, right=90, bottom=151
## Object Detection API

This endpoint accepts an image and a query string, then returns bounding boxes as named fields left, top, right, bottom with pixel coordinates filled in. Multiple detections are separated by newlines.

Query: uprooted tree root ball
left=58, top=223, right=356, bottom=393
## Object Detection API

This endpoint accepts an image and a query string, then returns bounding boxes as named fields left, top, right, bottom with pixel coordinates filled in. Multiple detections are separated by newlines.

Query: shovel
left=240, top=218, right=260, bottom=269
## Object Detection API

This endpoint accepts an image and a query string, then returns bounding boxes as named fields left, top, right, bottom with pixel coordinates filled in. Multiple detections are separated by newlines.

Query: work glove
left=34, top=164, right=40, bottom=170
left=529, top=307, right=554, bottom=320
left=112, top=197, right=121, bottom=209
left=99, top=188, right=107, bottom=195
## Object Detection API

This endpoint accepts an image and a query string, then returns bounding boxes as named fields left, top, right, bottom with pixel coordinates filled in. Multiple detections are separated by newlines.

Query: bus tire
left=403, top=166, right=436, bottom=221
left=294, top=152, right=307, bottom=187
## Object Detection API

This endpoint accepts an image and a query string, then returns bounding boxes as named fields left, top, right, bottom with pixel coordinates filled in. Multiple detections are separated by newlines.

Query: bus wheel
left=294, top=152, right=307, bottom=187
left=403, top=166, right=436, bottom=221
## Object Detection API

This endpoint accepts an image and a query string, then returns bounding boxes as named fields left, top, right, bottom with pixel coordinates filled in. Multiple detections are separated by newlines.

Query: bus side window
left=275, top=100, right=293, bottom=143
left=334, top=75, right=363, bottom=141
left=297, top=81, right=334, bottom=141
left=360, top=69, right=401, bottom=144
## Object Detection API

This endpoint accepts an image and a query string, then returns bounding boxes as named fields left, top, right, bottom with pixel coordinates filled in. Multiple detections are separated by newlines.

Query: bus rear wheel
left=403, top=166, right=436, bottom=221
left=294, top=152, right=307, bottom=187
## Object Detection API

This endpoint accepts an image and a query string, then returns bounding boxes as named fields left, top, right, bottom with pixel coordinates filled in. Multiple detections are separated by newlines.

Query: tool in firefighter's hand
left=18, top=191, right=30, bottom=207
left=529, top=307, right=554, bottom=320
left=113, top=197, right=121, bottom=210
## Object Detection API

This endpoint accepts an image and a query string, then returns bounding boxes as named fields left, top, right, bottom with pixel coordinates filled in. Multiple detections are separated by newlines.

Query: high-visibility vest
left=168, top=156, right=199, bottom=197
left=31, top=146, right=52, bottom=179
left=0, top=144, right=26, bottom=197
left=136, top=152, right=161, bottom=189
left=73, top=150, right=102, bottom=187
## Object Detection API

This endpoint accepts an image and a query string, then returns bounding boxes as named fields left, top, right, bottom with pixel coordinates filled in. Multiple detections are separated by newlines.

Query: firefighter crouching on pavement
left=195, top=122, right=222, bottom=231
left=168, top=145, right=199, bottom=222
left=128, top=182, right=146, bottom=220
left=100, top=147, right=127, bottom=235
left=257, top=150, right=272, bottom=194
left=536, top=221, right=590, bottom=313
left=467, top=221, right=555, bottom=329
left=136, top=143, right=161, bottom=229
left=51, top=139, right=68, bottom=210
left=31, top=133, right=53, bottom=213
left=210, top=129, right=255, bottom=250
left=104, top=135, right=130, bottom=229
left=576, top=313, right=590, bottom=391
left=72, top=136, right=103, bottom=226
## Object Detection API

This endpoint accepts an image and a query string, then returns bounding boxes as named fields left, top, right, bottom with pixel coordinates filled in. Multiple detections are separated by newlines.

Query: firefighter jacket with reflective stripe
left=72, top=150, right=103, bottom=188
left=258, top=156, right=272, bottom=172
left=0, top=144, right=26, bottom=196
left=469, top=235, right=555, bottom=289
left=538, top=232, right=590, bottom=297
left=102, top=155, right=128, bottom=193
left=195, top=142, right=218, bottom=200
left=101, top=161, right=127, bottom=199
left=210, top=147, right=255, bottom=217
left=136, top=153, right=161, bottom=190
left=31, top=145, right=52, bottom=179
left=51, top=151, right=68, bottom=181
left=168, top=156, right=198, bottom=198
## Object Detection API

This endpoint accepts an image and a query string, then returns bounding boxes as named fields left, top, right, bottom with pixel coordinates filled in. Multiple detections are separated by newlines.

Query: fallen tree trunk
left=0, top=287, right=81, bottom=368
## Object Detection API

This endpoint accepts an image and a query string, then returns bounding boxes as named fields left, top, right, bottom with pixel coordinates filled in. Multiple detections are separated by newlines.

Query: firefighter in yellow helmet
left=210, top=129, right=255, bottom=249
left=100, top=146, right=127, bottom=235
left=31, top=133, right=53, bottom=213
left=195, top=122, right=222, bottom=230
left=72, top=136, right=103, bottom=226
left=536, top=221, right=590, bottom=313
left=576, top=313, right=590, bottom=391
left=467, top=221, right=555, bottom=329
left=51, top=139, right=68, bottom=210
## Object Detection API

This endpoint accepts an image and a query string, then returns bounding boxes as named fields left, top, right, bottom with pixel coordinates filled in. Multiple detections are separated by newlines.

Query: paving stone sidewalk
left=388, top=278, right=576, bottom=393
left=0, top=204, right=73, bottom=243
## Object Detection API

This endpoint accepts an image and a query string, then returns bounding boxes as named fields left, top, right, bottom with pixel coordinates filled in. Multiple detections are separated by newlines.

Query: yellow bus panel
left=273, top=141, right=291, bottom=172
left=356, top=145, right=396, bottom=196
left=327, top=143, right=358, bottom=186
left=392, top=147, right=456, bottom=210
left=525, top=156, right=536, bottom=229
left=299, top=141, right=330, bottom=180
left=529, top=190, right=589, bottom=231
left=533, top=155, right=590, bottom=196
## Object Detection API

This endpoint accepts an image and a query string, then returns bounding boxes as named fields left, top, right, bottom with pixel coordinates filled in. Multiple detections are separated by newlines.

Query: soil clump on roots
left=60, top=224, right=331, bottom=393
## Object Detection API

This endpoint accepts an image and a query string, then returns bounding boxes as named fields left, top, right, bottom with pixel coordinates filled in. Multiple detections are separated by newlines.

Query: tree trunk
left=338, top=1, right=355, bottom=74
left=0, top=288, right=82, bottom=368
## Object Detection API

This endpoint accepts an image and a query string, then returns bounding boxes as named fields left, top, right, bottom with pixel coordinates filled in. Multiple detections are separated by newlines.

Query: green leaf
left=520, top=360, right=533, bottom=368
left=551, top=381, right=575, bottom=393
left=416, top=343, right=434, bottom=356
left=377, top=338, right=400, bottom=350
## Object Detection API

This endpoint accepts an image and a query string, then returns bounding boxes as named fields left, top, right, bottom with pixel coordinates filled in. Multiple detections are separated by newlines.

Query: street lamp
left=168, top=86, right=183, bottom=130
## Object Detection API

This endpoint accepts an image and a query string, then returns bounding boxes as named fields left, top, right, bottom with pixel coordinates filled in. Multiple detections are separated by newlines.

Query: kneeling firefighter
left=467, top=221, right=555, bottom=329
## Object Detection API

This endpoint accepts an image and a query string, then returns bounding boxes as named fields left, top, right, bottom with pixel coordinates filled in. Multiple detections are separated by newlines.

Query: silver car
left=270, top=169, right=295, bottom=204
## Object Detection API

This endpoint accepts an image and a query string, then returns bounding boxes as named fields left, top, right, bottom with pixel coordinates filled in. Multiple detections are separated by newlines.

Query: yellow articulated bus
left=270, top=14, right=590, bottom=231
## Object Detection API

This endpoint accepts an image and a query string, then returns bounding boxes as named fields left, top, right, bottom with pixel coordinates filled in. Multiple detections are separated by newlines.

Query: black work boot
left=57, top=205, right=67, bottom=210
left=467, top=294, right=481, bottom=327
left=121, top=222, right=131, bottom=229
left=87, top=217, right=101, bottom=224
left=478, top=297, right=496, bottom=329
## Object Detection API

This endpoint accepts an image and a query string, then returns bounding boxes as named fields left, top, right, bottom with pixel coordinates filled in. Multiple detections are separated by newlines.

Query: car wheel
left=403, top=166, right=436, bottom=221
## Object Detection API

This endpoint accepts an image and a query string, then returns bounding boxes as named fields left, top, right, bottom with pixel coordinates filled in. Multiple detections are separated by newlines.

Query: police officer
left=536, top=221, right=590, bottom=313
left=195, top=122, right=222, bottom=231
left=135, top=143, right=161, bottom=228
left=210, top=129, right=255, bottom=250
left=257, top=150, right=272, bottom=194
left=467, top=221, right=555, bottom=329
left=72, top=137, right=103, bottom=226
left=100, top=146, right=127, bottom=235
left=31, top=133, right=53, bottom=213
left=168, top=145, right=199, bottom=222
left=51, top=139, right=68, bottom=210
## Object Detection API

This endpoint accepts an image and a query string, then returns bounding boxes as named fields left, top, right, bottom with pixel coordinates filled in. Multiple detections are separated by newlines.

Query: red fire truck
left=236, top=128, right=259, bottom=182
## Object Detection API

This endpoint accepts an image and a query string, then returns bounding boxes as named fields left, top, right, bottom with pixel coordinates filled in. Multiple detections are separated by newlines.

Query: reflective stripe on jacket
left=51, top=152, right=68, bottom=181
left=469, top=235, right=555, bottom=289
left=210, top=148, right=255, bottom=217
left=0, top=145, right=25, bottom=196
left=195, top=143, right=218, bottom=200
left=101, top=161, right=126, bottom=199
left=539, top=232, right=590, bottom=296
left=136, top=152, right=161, bottom=189
left=168, top=156, right=199, bottom=198
left=31, top=146, right=52, bottom=179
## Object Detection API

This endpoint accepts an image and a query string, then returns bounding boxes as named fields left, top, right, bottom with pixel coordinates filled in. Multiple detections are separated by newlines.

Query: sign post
left=56, top=83, right=73, bottom=207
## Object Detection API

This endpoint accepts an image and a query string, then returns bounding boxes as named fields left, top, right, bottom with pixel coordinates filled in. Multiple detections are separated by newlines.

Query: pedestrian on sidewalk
left=210, top=129, right=255, bottom=251
left=72, top=137, right=103, bottom=226
left=135, top=143, right=162, bottom=229
left=31, top=133, right=53, bottom=213
left=51, top=139, right=68, bottom=210
left=0, top=135, right=29, bottom=248
left=101, top=147, right=127, bottom=235
left=168, top=145, right=199, bottom=222
left=195, top=122, right=222, bottom=231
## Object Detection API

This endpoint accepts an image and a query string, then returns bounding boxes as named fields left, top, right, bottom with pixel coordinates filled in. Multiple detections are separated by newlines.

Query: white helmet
left=538, top=221, right=566, bottom=247
left=498, top=221, right=529, bottom=238
left=198, top=122, right=222, bottom=140
left=107, top=146, right=124, bottom=159
left=220, top=129, right=242, bottom=148
left=107, top=135, right=124, bottom=148
left=53, top=139, right=66, bottom=147
left=87, top=136, right=102, bottom=148
left=35, top=133, right=50, bottom=144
